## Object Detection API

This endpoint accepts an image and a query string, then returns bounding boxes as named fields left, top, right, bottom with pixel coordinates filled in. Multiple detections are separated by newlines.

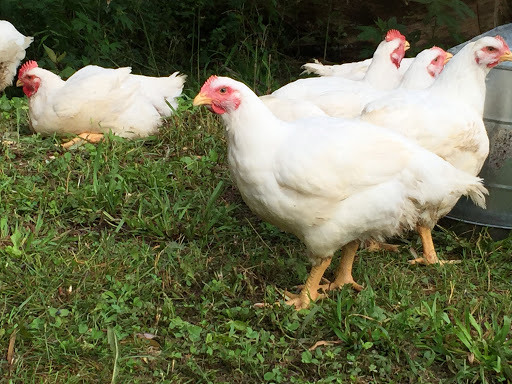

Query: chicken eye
left=487, top=46, right=495, bottom=52
left=219, top=87, right=227, bottom=94
left=433, top=57, right=439, bottom=62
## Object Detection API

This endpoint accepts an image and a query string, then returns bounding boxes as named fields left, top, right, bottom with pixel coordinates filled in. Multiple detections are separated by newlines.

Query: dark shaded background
left=1, top=0, right=511, bottom=93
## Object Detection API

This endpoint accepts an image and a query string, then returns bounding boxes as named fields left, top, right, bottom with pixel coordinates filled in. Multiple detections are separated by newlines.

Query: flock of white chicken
left=193, top=31, right=512, bottom=309
left=2, top=19, right=511, bottom=310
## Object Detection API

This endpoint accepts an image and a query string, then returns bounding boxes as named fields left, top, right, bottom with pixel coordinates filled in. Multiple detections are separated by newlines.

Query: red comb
left=495, top=35, right=510, bottom=50
left=18, top=60, right=38, bottom=78
left=385, top=29, right=405, bottom=42
left=200, top=75, right=218, bottom=92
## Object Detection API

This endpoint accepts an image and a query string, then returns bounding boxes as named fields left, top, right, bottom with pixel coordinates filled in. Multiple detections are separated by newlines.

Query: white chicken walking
left=16, top=61, right=186, bottom=148
left=193, top=75, right=487, bottom=310
left=0, top=20, right=33, bottom=92
left=360, top=35, right=512, bottom=264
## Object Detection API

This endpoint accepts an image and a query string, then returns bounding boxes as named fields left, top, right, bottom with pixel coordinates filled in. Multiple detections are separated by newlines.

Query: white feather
left=0, top=20, right=33, bottom=91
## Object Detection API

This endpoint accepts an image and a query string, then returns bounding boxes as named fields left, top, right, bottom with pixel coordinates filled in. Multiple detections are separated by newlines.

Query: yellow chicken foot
left=317, top=240, right=363, bottom=292
left=294, top=241, right=363, bottom=292
left=364, top=239, right=400, bottom=253
left=61, top=133, right=105, bottom=149
left=285, top=257, right=332, bottom=310
left=409, top=225, right=459, bottom=265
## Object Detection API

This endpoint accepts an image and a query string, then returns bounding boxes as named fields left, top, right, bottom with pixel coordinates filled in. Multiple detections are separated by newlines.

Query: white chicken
left=264, top=46, right=451, bottom=121
left=300, top=30, right=411, bottom=86
left=193, top=75, right=487, bottom=310
left=272, top=29, right=410, bottom=106
left=302, top=57, right=414, bottom=80
left=0, top=20, right=33, bottom=92
left=360, top=35, right=512, bottom=264
left=16, top=61, right=186, bottom=148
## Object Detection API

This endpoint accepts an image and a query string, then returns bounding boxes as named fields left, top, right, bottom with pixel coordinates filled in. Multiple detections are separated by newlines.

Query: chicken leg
left=61, top=133, right=105, bottom=149
left=285, top=257, right=332, bottom=310
left=318, top=240, right=363, bottom=292
left=409, top=224, right=459, bottom=265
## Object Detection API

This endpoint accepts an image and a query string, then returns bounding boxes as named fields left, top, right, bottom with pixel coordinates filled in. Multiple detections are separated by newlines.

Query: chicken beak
left=16, top=79, right=23, bottom=87
left=193, top=92, right=213, bottom=106
left=404, top=40, right=411, bottom=51
left=444, top=52, right=453, bottom=64
left=499, top=51, right=512, bottom=63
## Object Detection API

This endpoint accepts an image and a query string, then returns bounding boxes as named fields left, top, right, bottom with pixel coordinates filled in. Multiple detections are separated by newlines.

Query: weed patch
left=0, top=97, right=511, bottom=383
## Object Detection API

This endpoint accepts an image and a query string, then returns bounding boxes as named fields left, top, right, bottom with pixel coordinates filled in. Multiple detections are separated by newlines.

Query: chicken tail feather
left=465, top=178, right=488, bottom=209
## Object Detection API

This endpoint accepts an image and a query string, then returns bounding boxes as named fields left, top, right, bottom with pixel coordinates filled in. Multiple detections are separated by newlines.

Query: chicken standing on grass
left=193, top=75, right=487, bottom=310
left=0, top=20, right=33, bottom=92
left=16, top=61, right=186, bottom=148
left=360, top=35, right=512, bottom=265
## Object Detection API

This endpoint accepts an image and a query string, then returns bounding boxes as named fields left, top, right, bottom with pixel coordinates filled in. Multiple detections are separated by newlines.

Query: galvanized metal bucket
left=447, top=30, right=512, bottom=230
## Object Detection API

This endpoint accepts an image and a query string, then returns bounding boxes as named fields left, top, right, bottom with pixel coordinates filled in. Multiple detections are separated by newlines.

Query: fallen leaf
left=7, top=329, right=17, bottom=366
left=308, top=340, right=342, bottom=351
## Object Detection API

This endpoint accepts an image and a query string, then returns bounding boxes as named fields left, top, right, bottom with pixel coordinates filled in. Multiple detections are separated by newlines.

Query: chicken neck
left=430, top=42, right=488, bottom=115
left=364, top=42, right=401, bottom=90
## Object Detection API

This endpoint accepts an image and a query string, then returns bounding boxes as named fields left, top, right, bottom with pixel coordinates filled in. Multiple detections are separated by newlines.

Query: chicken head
left=384, top=29, right=410, bottom=69
left=474, top=35, right=512, bottom=68
left=426, top=46, right=452, bottom=78
left=16, top=60, right=40, bottom=97
left=194, top=75, right=241, bottom=114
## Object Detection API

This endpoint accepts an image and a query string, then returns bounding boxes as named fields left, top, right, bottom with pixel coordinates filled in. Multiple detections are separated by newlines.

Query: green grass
left=0, top=94, right=511, bottom=383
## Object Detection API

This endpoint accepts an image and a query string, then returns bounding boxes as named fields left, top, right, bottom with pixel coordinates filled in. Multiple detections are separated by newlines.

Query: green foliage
left=356, top=17, right=408, bottom=58
left=0, top=95, right=29, bottom=139
left=1, top=0, right=308, bottom=92
left=2, top=0, right=478, bottom=92
left=354, top=0, right=476, bottom=58
left=411, top=0, right=476, bottom=44
left=1, top=98, right=512, bottom=383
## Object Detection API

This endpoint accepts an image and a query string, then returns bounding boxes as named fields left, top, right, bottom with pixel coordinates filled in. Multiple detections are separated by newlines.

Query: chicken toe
left=61, top=133, right=105, bottom=149
left=317, top=241, right=363, bottom=292
left=409, top=256, right=461, bottom=265
left=409, top=224, right=460, bottom=265
left=317, top=279, right=363, bottom=293
left=284, top=257, right=332, bottom=310
left=295, top=241, right=363, bottom=294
